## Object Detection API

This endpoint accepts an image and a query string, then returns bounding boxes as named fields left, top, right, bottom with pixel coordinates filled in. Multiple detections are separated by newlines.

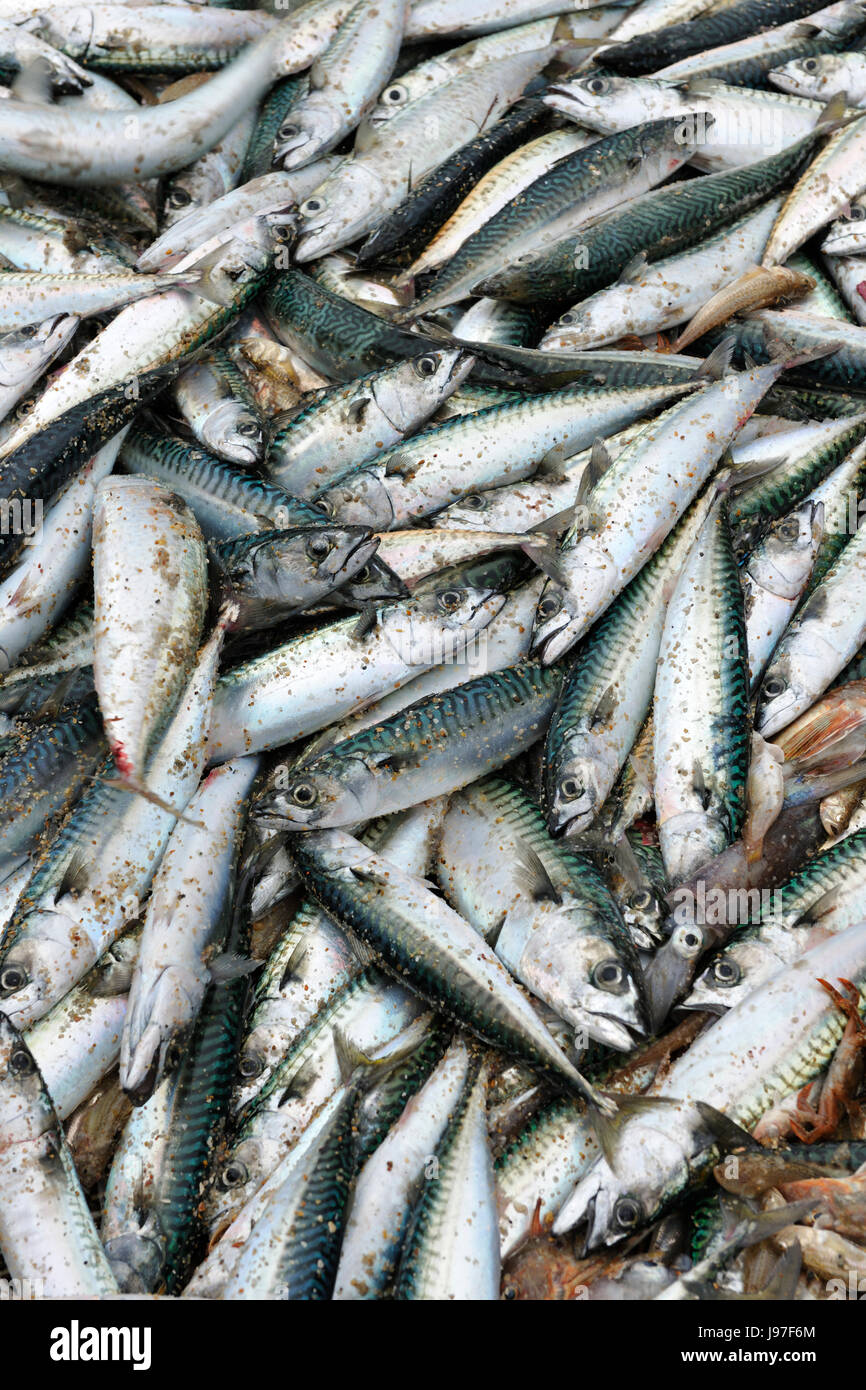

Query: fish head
left=681, top=937, right=773, bottom=1016
left=0, top=1012, right=52, bottom=1144
left=573, top=934, right=648, bottom=1051
left=0, top=314, right=78, bottom=388
left=434, top=489, right=504, bottom=532
left=294, top=163, right=384, bottom=262
left=204, top=1135, right=265, bottom=1242
left=161, top=177, right=203, bottom=229
left=274, top=100, right=343, bottom=171
left=540, top=305, right=594, bottom=352
left=547, top=751, right=610, bottom=838
left=768, top=55, right=842, bottom=99
left=658, top=806, right=730, bottom=891
left=318, top=466, right=395, bottom=528
left=339, top=553, right=409, bottom=606
left=205, top=214, right=280, bottom=293
left=374, top=349, right=475, bottom=433
left=543, top=72, right=681, bottom=132
left=745, top=501, right=823, bottom=601
left=754, top=652, right=809, bottom=738
left=241, top=524, right=378, bottom=602
left=254, top=755, right=377, bottom=829
left=399, top=577, right=507, bottom=662
left=0, top=908, right=93, bottom=1030
left=532, top=535, right=614, bottom=664
left=200, top=401, right=264, bottom=467
left=821, top=202, right=866, bottom=255
left=643, top=917, right=709, bottom=1031
left=552, top=1109, right=695, bottom=1247
left=104, top=1231, right=165, bottom=1294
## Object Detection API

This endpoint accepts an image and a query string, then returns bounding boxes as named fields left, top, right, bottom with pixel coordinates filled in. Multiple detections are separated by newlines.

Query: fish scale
left=481, top=133, right=825, bottom=303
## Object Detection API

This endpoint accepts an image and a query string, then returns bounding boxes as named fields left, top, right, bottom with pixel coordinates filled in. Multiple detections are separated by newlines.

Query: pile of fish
left=5, top=0, right=866, bottom=1305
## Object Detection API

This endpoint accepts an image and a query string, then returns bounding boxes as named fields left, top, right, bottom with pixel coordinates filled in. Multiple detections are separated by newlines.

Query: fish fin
left=351, top=603, right=379, bottom=640
left=0, top=173, right=30, bottom=209
left=692, top=760, right=712, bottom=810
left=815, top=88, right=855, bottom=132
left=752, top=1242, right=803, bottom=1300
left=331, top=1026, right=382, bottom=1085
left=694, top=336, right=735, bottom=380
left=487, top=910, right=508, bottom=950
left=618, top=251, right=648, bottom=285
left=527, top=503, right=580, bottom=536
left=278, top=1057, right=318, bottom=1104
left=177, top=243, right=237, bottom=308
left=719, top=1193, right=820, bottom=1251
left=627, top=748, right=653, bottom=796
left=612, top=833, right=645, bottom=890
left=346, top=395, right=371, bottom=426
left=592, top=683, right=619, bottom=728
left=95, top=775, right=207, bottom=829
left=348, top=864, right=390, bottom=887
left=743, top=350, right=758, bottom=370
left=207, top=951, right=258, bottom=983
left=520, top=546, right=571, bottom=586
left=57, top=846, right=92, bottom=900
left=512, top=838, right=562, bottom=904
left=593, top=1094, right=683, bottom=1168
left=91, top=959, right=136, bottom=998
left=30, top=667, right=84, bottom=717
left=383, top=453, right=414, bottom=478
left=764, top=329, right=842, bottom=370
left=10, top=56, right=59, bottom=105
left=694, top=1100, right=762, bottom=1152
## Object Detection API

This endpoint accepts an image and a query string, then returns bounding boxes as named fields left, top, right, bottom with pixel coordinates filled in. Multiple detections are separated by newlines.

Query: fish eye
left=538, top=593, right=562, bottom=620
left=354, top=565, right=371, bottom=582
left=851, top=207, right=866, bottom=221
left=306, top=534, right=332, bottom=559
left=613, top=1196, right=643, bottom=1230
left=592, top=958, right=628, bottom=994
left=803, top=58, right=818, bottom=72
left=763, top=676, right=787, bottom=698
left=0, top=965, right=27, bottom=994
left=8, top=1048, right=35, bottom=1076
left=414, top=354, right=438, bottom=377
left=381, top=83, right=408, bottom=105
left=776, top=518, right=800, bottom=539
left=219, top=1160, right=249, bottom=1190
left=675, top=926, right=703, bottom=956
left=279, top=122, right=299, bottom=140
left=166, top=187, right=192, bottom=208
left=238, top=1052, right=264, bottom=1079
left=19, top=325, right=38, bottom=339
left=559, top=313, right=575, bottom=325
left=711, top=957, right=741, bottom=986
left=462, top=494, right=486, bottom=510
left=291, top=782, right=317, bottom=806
left=438, top=588, right=464, bottom=612
left=586, top=76, right=608, bottom=95
left=301, top=197, right=324, bottom=216
left=628, top=889, right=653, bottom=911
left=236, top=422, right=260, bottom=437
left=560, top=777, right=585, bottom=802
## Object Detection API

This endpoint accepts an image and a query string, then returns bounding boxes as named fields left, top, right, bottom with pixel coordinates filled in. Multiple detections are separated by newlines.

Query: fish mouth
left=544, top=85, right=590, bottom=109
left=532, top=615, right=579, bottom=666
left=341, top=531, right=379, bottom=572
left=584, top=1010, right=643, bottom=1051
left=548, top=799, right=595, bottom=839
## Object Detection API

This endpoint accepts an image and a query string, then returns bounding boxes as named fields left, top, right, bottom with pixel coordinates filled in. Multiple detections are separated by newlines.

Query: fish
left=1, top=0, right=865, bottom=1305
